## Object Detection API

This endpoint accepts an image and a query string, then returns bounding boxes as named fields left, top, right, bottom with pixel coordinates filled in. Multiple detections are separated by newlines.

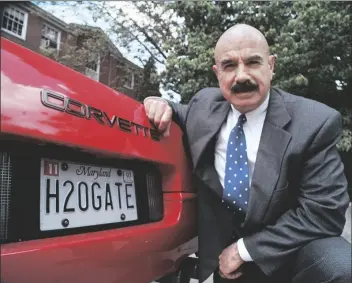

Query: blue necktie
left=223, top=114, right=250, bottom=219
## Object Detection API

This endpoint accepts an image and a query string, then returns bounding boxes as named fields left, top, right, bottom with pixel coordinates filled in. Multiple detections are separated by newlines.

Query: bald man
left=144, top=24, right=351, bottom=283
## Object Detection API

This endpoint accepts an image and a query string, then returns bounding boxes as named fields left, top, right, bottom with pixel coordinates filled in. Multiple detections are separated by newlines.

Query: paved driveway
left=341, top=203, right=351, bottom=242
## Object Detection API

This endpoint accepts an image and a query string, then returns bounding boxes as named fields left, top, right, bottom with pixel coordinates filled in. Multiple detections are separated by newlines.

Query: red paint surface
left=1, top=38, right=198, bottom=283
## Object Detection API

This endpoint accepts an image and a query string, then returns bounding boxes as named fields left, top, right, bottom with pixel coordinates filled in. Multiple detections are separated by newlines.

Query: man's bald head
left=214, top=24, right=270, bottom=62
left=212, top=23, right=275, bottom=113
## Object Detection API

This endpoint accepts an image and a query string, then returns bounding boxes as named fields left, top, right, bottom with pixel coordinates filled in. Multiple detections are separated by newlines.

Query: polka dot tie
left=223, top=114, right=250, bottom=219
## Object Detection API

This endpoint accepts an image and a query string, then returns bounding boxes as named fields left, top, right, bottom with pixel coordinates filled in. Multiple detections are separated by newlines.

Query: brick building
left=0, top=2, right=142, bottom=99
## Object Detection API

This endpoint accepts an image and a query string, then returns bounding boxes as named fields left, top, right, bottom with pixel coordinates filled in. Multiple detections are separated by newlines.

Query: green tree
left=135, top=56, right=161, bottom=101
left=270, top=1, right=352, bottom=152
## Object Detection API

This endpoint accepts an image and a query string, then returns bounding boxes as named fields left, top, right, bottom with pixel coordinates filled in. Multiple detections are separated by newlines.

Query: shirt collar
left=230, top=91, right=270, bottom=124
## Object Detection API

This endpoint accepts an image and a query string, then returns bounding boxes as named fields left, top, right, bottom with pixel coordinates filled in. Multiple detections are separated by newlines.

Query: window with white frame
left=1, top=5, right=28, bottom=40
left=40, top=24, right=61, bottom=50
left=85, top=54, right=100, bottom=82
left=124, top=70, right=135, bottom=89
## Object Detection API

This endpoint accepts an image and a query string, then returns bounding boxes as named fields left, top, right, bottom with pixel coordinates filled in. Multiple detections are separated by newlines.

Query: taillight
left=146, top=171, right=163, bottom=221
left=0, top=152, right=12, bottom=242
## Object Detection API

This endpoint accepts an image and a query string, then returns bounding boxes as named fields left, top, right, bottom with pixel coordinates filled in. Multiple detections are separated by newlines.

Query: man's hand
left=219, top=242, right=245, bottom=280
left=143, top=97, right=172, bottom=137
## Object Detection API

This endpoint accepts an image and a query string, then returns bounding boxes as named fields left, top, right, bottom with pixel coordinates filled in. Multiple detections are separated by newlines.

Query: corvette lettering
left=41, top=89, right=160, bottom=141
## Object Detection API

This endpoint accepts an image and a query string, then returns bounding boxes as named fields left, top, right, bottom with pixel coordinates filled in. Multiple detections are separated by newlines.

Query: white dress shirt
left=144, top=93, right=270, bottom=261
left=214, top=93, right=270, bottom=261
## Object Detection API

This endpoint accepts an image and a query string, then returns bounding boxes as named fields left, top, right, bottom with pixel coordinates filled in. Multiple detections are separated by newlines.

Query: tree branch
left=97, top=2, right=166, bottom=64
left=128, top=16, right=167, bottom=60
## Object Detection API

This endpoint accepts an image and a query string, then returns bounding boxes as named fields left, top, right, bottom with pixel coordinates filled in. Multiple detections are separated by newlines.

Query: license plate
left=40, top=158, right=138, bottom=231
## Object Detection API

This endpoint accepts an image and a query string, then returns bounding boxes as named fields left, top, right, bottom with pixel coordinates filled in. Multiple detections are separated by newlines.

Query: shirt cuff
left=237, top=238, right=253, bottom=262
left=143, top=96, right=168, bottom=104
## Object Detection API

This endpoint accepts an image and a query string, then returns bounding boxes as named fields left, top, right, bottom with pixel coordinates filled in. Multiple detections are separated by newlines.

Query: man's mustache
left=231, top=81, right=259, bottom=93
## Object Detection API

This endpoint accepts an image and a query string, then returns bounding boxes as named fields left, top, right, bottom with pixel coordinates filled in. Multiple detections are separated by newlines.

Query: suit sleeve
left=243, top=110, right=350, bottom=276
left=167, top=101, right=190, bottom=132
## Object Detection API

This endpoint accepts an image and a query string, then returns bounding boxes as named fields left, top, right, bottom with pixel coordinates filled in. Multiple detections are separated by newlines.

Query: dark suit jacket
left=167, top=87, right=350, bottom=282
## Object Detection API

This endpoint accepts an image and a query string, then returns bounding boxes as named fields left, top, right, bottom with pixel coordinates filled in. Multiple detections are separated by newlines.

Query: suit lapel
left=190, top=95, right=230, bottom=197
left=190, top=97, right=231, bottom=171
left=243, top=88, right=292, bottom=228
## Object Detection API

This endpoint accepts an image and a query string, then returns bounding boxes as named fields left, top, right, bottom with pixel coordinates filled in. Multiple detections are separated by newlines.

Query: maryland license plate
left=40, top=158, right=138, bottom=231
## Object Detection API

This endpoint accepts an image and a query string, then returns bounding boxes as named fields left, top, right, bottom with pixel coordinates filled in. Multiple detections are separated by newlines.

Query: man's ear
left=212, top=65, right=218, bottom=77
left=268, top=55, right=275, bottom=79
left=268, top=55, right=275, bottom=71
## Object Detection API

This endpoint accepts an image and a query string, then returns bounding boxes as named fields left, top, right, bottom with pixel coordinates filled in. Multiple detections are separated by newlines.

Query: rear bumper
left=1, top=193, right=198, bottom=283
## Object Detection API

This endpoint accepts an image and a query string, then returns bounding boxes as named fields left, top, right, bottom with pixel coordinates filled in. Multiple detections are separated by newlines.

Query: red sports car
left=0, top=37, right=198, bottom=283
